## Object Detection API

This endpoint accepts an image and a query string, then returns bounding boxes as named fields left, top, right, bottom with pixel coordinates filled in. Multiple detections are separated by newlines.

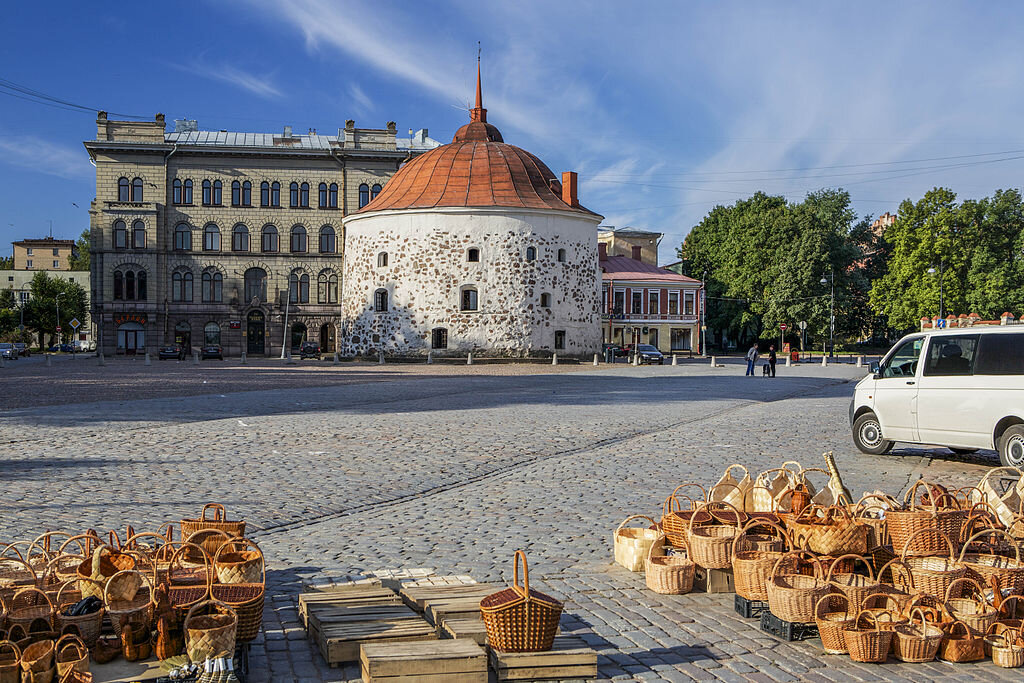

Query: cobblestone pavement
left=0, top=358, right=1006, bottom=682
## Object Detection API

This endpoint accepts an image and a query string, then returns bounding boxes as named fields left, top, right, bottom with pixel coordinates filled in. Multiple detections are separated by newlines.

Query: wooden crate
left=360, top=639, right=487, bottom=683
left=489, top=636, right=597, bottom=681
left=307, top=601, right=437, bottom=666
left=299, top=584, right=402, bottom=628
left=400, top=584, right=497, bottom=613
left=437, top=615, right=488, bottom=645
left=425, top=597, right=489, bottom=626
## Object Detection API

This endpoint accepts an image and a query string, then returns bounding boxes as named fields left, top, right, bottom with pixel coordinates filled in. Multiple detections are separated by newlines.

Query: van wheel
left=998, top=425, right=1024, bottom=468
left=853, top=412, right=894, bottom=455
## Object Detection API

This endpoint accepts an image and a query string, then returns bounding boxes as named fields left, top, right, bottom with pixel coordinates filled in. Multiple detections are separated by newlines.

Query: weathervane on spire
left=471, top=42, right=486, bottom=123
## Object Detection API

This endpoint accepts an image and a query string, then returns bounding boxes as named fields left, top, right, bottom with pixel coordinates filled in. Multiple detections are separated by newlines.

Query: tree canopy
left=23, top=272, right=87, bottom=347
left=67, top=228, right=90, bottom=271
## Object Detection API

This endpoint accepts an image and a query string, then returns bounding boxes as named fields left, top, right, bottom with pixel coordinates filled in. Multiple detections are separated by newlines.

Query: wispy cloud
left=348, top=83, right=374, bottom=117
left=172, top=58, right=283, bottom=99
left=0, top=136, right=89, bottom=179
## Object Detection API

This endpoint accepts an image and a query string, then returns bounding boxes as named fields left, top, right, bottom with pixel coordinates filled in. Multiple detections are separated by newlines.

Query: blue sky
left=2, top=1, right=1024, bottom=263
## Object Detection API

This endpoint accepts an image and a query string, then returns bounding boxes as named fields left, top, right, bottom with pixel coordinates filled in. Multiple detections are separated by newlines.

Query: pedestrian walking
left=768, top=344, right=777, bottom=377
left=745, top=343, right=759, bottom=376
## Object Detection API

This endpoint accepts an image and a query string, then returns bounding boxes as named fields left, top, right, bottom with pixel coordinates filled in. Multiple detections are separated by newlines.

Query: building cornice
left=343, top=204, right=605, bottom=226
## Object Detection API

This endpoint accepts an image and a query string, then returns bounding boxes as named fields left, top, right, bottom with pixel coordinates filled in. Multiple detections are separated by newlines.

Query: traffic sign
left=780, top=323, right=788, bottom=331
left=799, top=321, right=807, bottom=330
left=69, top=318, right=81, bottom=330
left=55, top=326, right=61, bottom=332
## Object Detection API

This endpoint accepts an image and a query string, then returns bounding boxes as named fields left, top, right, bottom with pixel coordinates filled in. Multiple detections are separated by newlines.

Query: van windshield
left=880, top=337, right=922, bottom=378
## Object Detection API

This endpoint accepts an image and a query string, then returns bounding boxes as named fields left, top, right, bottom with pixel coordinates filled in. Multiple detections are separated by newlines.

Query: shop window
left=204, top=322, right=221, bottom=346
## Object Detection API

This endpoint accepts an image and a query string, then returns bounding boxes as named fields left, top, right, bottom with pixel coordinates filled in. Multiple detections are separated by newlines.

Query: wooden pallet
left=306, top=600, right=437, bottom=666
left=299, top=585, right=402, bottom=629
left=360, top=639, right=487, bottom=683
left=489, top=636, right=597, bottom=681
left=400, top=584, right=497, bottom=613
left=437, top=615, right=488, bottom=645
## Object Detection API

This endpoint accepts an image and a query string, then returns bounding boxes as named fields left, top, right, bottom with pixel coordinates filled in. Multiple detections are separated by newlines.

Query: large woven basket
left=103, top=570, right=153, bottom=639
left=731, top=520, right=792, bottom=602
left=687, top=502, right=741, bottom=569
left=0, top=555, right=37, bottom=604
left=892, top=607, right=942, bottom=663
left=825, top=553, right=880, bottom=610
left=53, top=581, right=103, bottom=648
left=971, top=466, right=1024, bottom=528
left=859, top=592, right=909, bottom=632
left=944, top=577, right=996, bottom=636
left=938, top=619, right=985, bottom=663
left=888, top=481, right=967, bottom=556
left=985, top=623, right=1024, bottom=668
left=480, top=552, right=562, bottom=652
left=53, top=635, right=87, bottom=677
left=184, top=599, right=237, bottom=663
left=843, top=610, right=893, bottom=663
left=788, top=505, right=869, bottom=556
left=660, top=484, right=709, bottom=548
left=613, top=515, right=660, bottom=573
left=19, top=639, right=53, bottom=675
left=211, top=539, right=265, bottom=643
left=766, top=552, right=829, bottom=624
left=7, top=588, right=54, bottom=632
left=815, top=593, right=854, bottom=655
left=167, top=543, right=211, bottom=619
left=852, top=494, right=894, bottom=549
left=180, top=504, right=245, bottom=542
left=74, top=547, right=136, bottom=602
left=958, top=528, right=1024, bottom=594
left=898, top=529, right=967, bottom=597
left=644, top=536, right=694, bottom=595
left=0, top=640, right=20, bottom=683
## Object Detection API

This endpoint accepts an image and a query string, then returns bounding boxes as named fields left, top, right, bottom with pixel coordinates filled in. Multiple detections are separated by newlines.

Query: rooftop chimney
left=561, top=171, right=578, bottom=208
left=283, top=125, right=292, bottom=138
left=598, top=242, right=608, bottom=261
left=631, top=246, right=643, bottom=261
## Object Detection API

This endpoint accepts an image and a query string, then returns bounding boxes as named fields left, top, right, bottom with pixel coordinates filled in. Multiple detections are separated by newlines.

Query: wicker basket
left=74, top=547, right=136, bottom=602
left=986, top=623, right=1024, bottom=668
left=790, top=505, right=869, bottom=556
left=103, top=570, right=153, bottom=639
left=892, top=607, right=943, bottom=663
left=958, top=528, right=1024, bottom=594
left=53, top=635, right=87, bottom=677
left=644, top=536, right=694, bottom=595
left=0, top=555, right=37, bottom=605
left=180, top=504, right=245, bottom=542
left=613, top=515, right=661, bottom=573
left=709, top=464, right=752, bottom=511
left=766, top=552, right=829, bottom=624
left=815, top=593, right=854, bottom=654
left=826, top=554, right=880, bottom=610
left=687, top=502, right=741, bottom=569
left=751, top=468, right=795, bottom=514
left=888, top=481, right=968, bottom=556
left=210, top=539, right=265, bottom=643
left=944, top=577, right=996, bottom=636
left=0, top=640, right=20, bottom=683
left=167, top=544, right=211, bottom=619
left=938, top=619, right=985, bottom=663
left=53, top=581, right=103, bottom=648
left=19, top=639, right=54, bottom=675
left=480, top=551, right=562, bottom=652
left=732, top=520, right=792, bottom=602
left=184, top=600, right=237, bottom=663
left=852, top=495, right=893, bottom=550
left=660, top=484, right=709, bottom=548
left=971, top=466, right=1024, bottom=528
left=843, top=610, right=893, bottom=663
left=858, top=592, right=909, bottom=632
left=7, top=589, right=54, bottom=633
left=898, top=529, right=967, bottom=598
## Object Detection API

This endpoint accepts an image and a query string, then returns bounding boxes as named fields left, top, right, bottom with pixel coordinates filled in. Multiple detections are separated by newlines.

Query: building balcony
left=103, top=200, right=158, bottom=214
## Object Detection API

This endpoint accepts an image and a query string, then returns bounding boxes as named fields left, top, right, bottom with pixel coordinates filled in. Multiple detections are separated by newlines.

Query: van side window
left=923, top=335, right=978, bottom=376
left=880, top=337, right=922, bottom=378
left=975, top=333, right=1024, bottom=375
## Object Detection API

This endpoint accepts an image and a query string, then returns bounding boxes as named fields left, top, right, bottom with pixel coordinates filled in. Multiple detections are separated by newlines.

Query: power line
left=0, top=77, right=147, bottom=119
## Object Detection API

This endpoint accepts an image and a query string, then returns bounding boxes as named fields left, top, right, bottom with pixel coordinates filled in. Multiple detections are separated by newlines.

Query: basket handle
left=825, top=553, right=874, bottom=583
left=688, top=500, right=742, bottom=534
left=663, top=494, right=699, bottom=517
left=183, top=597, right=234, bottom=630
left=976, top=467, right=1024, bottom=501
left=616, top=515, right=656, bottom=533
left=0, top=640, right=20, bottom=663
left=108, top=530, right=122, bottom=551
left=124, top=525, right=137, bottom=551
left=859, top=591, right=903, bottom=613
left=212, top=537, right=266, bottom=586
left=102, top=567, right=155, bottom=607
left=722, top=463, right=749, bottom=481
left=167, top=541, right=213, bottom=590
left=958, top=527, right=1021, bottom=563
left=997, top=595, right=1024, bottom=619
left=0, top=554, right=37, bottom=587
left=668, top=483, right=707, bottom=503
left=57, top=532, right=101, bottom=558
left=13, top=586, right=54, bottom=614
left=770, top=550, right=822, bottom=581
left=201, top=503, right=226, bottom=522
left=899, top=527, right=953, bottom=562
left=512, top=550, right=530, bottom=599
left=946, top=619, right=971, bottom=638
left=55, top=633, right=87, bottom=660
left=854, top=609, right=882, bottom=633
left=730, top=518, right=792, bottom=558
left=814, top=592, right=851, bottom=620
left=907, top=607, right=932, bottom=639
left=647, top=534, right=672, bottom=562
left=944, top=576, right=988, bottom=605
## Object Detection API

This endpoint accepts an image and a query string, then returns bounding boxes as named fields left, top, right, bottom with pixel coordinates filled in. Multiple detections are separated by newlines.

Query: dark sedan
left=158, top=345, right=183, bottom=360
left=634, top=344, right=665, bottom=365
left=300, top=341, right=321, bottom=359
left=201, top=345, right=223, bottom=360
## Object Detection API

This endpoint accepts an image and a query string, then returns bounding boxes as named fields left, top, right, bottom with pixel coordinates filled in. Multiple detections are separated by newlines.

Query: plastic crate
left=734, top=594, right=769, bottom=619
left=759, top=611, right=818, bottom=641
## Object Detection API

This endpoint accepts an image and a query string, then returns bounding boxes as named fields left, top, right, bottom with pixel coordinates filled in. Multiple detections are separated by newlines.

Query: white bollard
left=551, top=353, right=558, bottom=365
left=240, top=352, right=247, bottom=365
left=426, top=351, right=432, bottom=365
left=822, top=355, right=828, bottom=367
left=672, top=354, right=678, bottom=366
left=785, top=355, right=791, bottom=367
left=193, top=351, right=200, bottom=365
left=378, top=350, right=385, bottom=365
left=333, top=352, right=339, bottom=365
left=286, top=349, right=296, bottom=365
left=593, top=353, right=599, bottom=366
left=45, top=354, right=51, bottom=367
left=0, top=354, right=5, bottom=368
left=467, top=352, right=473, bottom=365
left=856, top=355, right=863, bottom=368
left=710, top=355, right=717, bottom=367
left=98, top=352, right=105, bottom=366
left=144, top=352, right=151, bottom=366
left=632, top=353, right=640, bottom=367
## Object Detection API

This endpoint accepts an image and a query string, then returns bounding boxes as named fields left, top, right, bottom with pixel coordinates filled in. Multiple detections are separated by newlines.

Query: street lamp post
left=927, top=258, right=945, bottom=320
left=820, top=267, right=834, bottom=358
left=700, top=269, right=708, bottom=357
left=55, top=292, right=65, bottom=347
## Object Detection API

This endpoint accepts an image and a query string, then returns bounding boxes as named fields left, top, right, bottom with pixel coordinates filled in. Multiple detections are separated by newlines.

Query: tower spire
left=470, top=43, right=487, bottom=123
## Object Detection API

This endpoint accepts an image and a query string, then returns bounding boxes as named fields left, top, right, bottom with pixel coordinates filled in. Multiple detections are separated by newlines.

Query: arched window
left=183, top=179, right=193, bottom=204
left=300, top=182, right=309, bottom=207
left=371, top=183, right=382, bottom=200
left=289, top=182, right=299, bottom=207
left=244, top=267, right=267, bottom=303
left=261, top=224, right=279, bottom=253
left=132, top=220, right=146, bottom=249
left=328, top=183, right=338, bottom=208
left=374, top=288, right=389, bottom=312
left=290, top=225, right=307, bottom=253
left=241, top=180, right=251, bottom=206
left=172, top=178, right=182, bottom=204
left=318, top=183, right=328, bottom=208
left=271, top=181, right=280, bottom=207
left=232, top=224, right=249, bottom=252
left=461, top=286, right=478, bottom=311
left=131, top=178, right=143, bottom=202
left=317, top=270, right=338, bottom=304
left=358, top=183, right=370, bottom=208
left=113, top=220, right=127, bottom=249
left=377, top=252, right=388, bottom=267
left=125, top=270, right=135, bottom=300
left=202, top=271, right=223, bottom=302
left=288, top=271, right=309, bottom=303
left=202, top=179, right=212, bottom=205
left=172, top=270, right=193, bottom=302
left=174, top=223, right=192, bottom=251
left=525, top=246, right=536, bottom=262
left=212, top=180, right=222, bottom=205
left=203, top=223, right=221, bottom=251
left=138, top=270, right=147, bottom=299
left=557, top=248, right=567, bottom=263
left=231, top=181, right=241, bottom=206
left=540, top=293, right=551, bottom=308
left=113, top=270, right=123, bottom=299
left=467, top=248, right=480, bottom=262
left=204, top=322, right=221, bottom=346
left=260, top=181, right=270, bottom=207
left=118, top=177, right=130, bottom=202
left=319, top=225, right=336, bottom=253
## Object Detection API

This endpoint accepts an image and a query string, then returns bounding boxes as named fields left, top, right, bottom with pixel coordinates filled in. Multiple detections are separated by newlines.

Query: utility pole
left=820, top=267, right=834, bottom=358
left=280, top=285, right=291, bottom=359
left=928, top=258, right=945, bottom=320
left=700, top=269, right=708, bottom=357
left=55, top=292, right=64, bottom=346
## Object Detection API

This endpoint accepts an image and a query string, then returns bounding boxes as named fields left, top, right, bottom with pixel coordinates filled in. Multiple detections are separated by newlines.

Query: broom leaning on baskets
left=644, top=535, right=694, bottom=595
left=480, top=551, right=562, bottom=652
left=613, top=515, right=660, bottom=572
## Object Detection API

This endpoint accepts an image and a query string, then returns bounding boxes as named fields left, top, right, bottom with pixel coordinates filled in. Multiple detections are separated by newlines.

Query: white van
left=850, top=326, right=1024, bottom=466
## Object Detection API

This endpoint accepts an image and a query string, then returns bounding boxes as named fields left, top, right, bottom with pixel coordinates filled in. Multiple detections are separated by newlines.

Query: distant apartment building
left=12, top=237, right=76, bottom=271
left=2, top=237, right=91, bottom=341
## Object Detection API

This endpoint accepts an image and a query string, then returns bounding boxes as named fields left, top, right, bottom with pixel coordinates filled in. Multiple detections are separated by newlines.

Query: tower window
left=467, top=248, right=480, bottom=262
left=557, top=248, right=567, bottom=263
left=374, top=288, right=389, bottom=312
left=377, top=252, right=388, bottom=267
left=540, top=293, right=551, bottom=308
left=525, top=246, right=536, bottom=262
left=460, top=286, right=478, bottom=312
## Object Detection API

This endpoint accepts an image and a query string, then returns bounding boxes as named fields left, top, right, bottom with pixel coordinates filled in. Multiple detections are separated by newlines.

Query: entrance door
left=124, top=330, right=139, bottom=355
left=247, top=311, right=265, bottom=355
left=174, top=322, right=191, bottom=356
left=320, top=323, right=336, bottom=353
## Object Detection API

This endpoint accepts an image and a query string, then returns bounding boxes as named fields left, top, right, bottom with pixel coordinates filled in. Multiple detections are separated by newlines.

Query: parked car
left=0, top=343, right=17, bottom=360
left=72, top=340, right=94, bottom=353
left=158, top=345, right=183, bottom=360
left=201, top=345, right=223, bottom=360
left=851, top=326, right=1024, bottom=466
left=13, top=342, right=29, bottom=357
left=300, top=341, right=321, bottom=359
left=48, top=343, right=75, bottom=353
left=603, top=343, right=625, bottom=358
left=633, top=344, right=665, bottom=365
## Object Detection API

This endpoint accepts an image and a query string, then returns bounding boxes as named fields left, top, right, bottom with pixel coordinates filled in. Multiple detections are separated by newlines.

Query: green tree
left=966, top=189, right=1024, bottom=316
left=23, top=272, right=87, bottom=348
left=68, top=228, right=90, bottom=271
left=0, top=254, right=11, bottom=269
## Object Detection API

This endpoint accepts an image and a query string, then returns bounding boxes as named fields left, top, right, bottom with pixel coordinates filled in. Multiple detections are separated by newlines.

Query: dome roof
left=357, top=64, right=598, bottom=217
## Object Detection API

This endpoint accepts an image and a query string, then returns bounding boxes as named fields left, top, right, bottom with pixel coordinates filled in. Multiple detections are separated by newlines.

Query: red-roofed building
left=598, top=237, right=704, bottom=354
